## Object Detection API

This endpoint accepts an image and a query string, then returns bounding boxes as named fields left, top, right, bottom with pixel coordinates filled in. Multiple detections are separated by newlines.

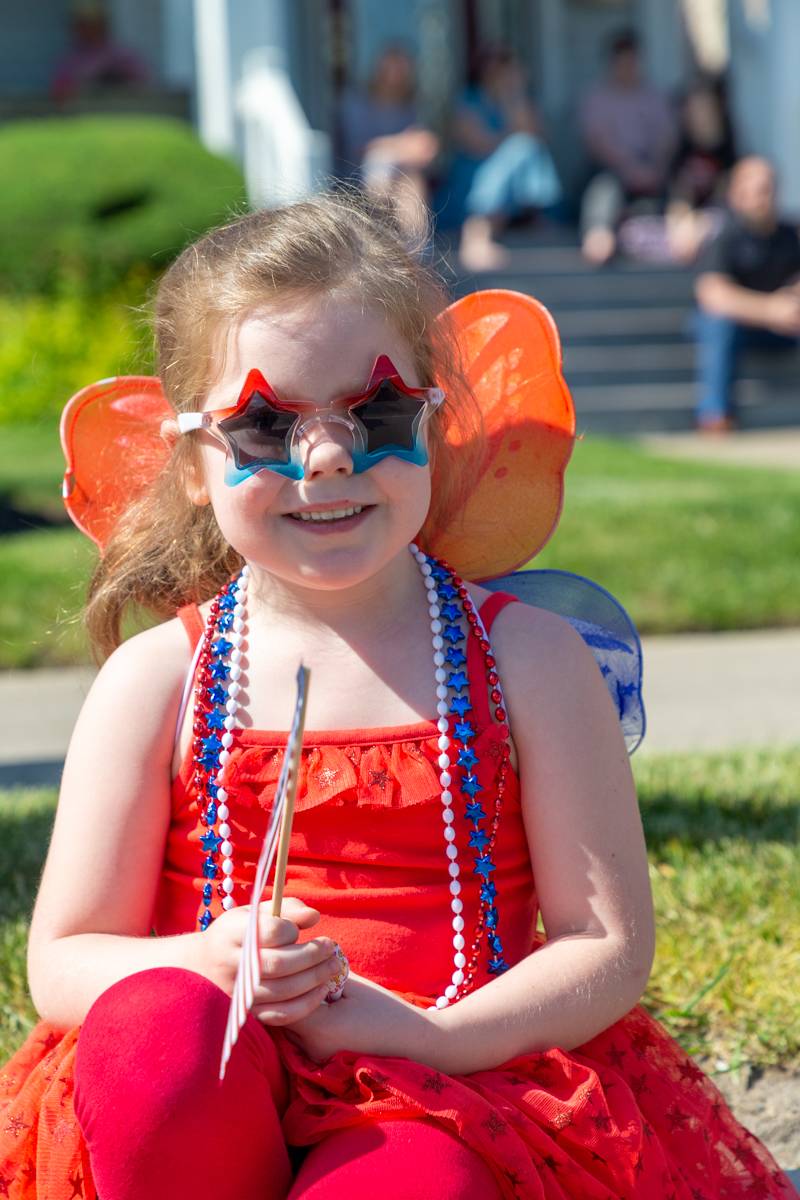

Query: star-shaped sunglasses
left=177, top=355, right=445, bottom=485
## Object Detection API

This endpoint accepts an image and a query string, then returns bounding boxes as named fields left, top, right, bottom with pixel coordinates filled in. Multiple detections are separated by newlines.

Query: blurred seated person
left=579, top=29, right=678, bottom=265
left=446, top=46, right=562, bottom=272
left=693, top=156, right=800, bottom=432
left=619, top=74, right=737, bottom=265
left=339, top=45, right=439, bottom=243
left=52, top=3, right=149, bottom=104
left=666, top=74, right=737, bottom=262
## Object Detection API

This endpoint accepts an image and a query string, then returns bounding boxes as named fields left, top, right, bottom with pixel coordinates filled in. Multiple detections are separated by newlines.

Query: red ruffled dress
left=0, top=595, right=794, bottom=1199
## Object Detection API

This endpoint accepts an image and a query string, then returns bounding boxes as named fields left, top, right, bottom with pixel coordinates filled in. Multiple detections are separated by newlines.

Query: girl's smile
left=284, top=500, right=374, bottom=529
left=192, top=295, right=433, bottom=597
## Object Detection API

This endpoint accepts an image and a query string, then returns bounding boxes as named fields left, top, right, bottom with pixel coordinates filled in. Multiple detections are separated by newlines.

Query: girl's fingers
left=254, top=900, right=322, bottom=947
left=259, top=938, right=338, bottom=979
left=239, top=899, right=319, bottom=948
left=253, top=983, right=330, bottom=1027
left=256, top=915, right=302, bottom=948
left=254, top=955, right=340, bottom=1004
left=275, top=897, right=321, bottom=929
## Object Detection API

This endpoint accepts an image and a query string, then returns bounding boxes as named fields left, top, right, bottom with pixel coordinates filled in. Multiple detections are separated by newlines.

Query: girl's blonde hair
left=86, top=190, right=482, bottom=660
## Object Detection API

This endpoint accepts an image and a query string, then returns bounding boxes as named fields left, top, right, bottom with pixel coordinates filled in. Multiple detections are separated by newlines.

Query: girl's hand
left=286, top=973, right=440, bottom=1066
left=197, top=896, right=342, bottom=1024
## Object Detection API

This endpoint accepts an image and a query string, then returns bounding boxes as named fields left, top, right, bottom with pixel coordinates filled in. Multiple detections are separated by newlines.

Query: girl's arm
left=26, top=619, right=206, bottom=1028
left=431, top=602, right=656, bottom=1069
left=291, top=606, right=656, bottom=1074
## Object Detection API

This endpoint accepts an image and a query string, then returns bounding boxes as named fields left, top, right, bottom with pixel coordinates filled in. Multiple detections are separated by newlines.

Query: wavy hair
left=85, top=190, right=482, bottom=660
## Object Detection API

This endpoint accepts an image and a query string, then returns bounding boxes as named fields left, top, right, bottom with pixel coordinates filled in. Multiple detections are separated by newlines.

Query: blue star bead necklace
left=410, top=545, right=511, bottom=1007
left=190, top=550, right=510, bottom=1006
left=190, top=565, right=249, bottom=930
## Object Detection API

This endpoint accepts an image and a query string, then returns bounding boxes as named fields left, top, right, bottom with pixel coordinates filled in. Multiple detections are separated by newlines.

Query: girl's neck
left=246, top=547, right=424, bottom=643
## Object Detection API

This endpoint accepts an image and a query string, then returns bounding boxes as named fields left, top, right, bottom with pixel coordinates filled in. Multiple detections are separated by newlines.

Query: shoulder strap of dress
left=479, top=591, right=519, bottom=634
left=177, top=602, right=205, bottom=648
left=466, top=592, right=519, bottom=730
left=173, top=604, right=206, bottom=753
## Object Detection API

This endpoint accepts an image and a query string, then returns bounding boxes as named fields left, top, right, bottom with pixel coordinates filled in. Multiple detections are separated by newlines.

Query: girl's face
left=191, top=294, right=433, bottom=592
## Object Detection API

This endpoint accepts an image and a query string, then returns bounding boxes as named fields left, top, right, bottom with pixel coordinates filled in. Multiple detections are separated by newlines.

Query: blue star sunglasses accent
left=177, top=355, right=445, bottom=485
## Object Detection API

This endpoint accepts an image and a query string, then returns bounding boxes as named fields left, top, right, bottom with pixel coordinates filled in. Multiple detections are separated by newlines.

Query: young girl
left=0, top=195, right=793, bottom=1200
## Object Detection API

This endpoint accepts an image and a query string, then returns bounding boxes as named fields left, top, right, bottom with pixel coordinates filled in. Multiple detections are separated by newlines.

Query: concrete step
left=570, top=379, right=800, bottom=434
left=564, top=345, right=799, bottom=384
left=571, top=384, right=696, bottom=434
left=499, top=245, right=694, bottom=280
left=553, top=306, right=690, bottom=341
left=564, top=341, right=695, bottom=376
left=446, top=231, right=799, bottom=432
left=454, top=269, right=696, bottom=307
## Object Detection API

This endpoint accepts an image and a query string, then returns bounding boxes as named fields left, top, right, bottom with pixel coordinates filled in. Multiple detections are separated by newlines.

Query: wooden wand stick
left=270, top=664, right=310, bottom=918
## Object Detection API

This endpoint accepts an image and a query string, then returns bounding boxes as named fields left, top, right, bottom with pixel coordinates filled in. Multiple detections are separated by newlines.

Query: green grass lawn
left=0, top=420, right=70, bottom=520
left=2, top=748, right=798, bottom=1069
left=1, top=425, right=800, bottom=667
left=534, top=435, right=800, bottom=633
left=0, top=528, right=94, bottom=667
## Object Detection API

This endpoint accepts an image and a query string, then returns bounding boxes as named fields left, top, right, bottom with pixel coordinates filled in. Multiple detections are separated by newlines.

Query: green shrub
left=0, top=284, right=152, bottom=424
left=0, top=115, right=247, bottom=293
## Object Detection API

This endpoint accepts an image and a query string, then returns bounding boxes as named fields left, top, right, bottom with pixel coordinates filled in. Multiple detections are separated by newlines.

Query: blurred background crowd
left=1, top=0, right=798, bottom=436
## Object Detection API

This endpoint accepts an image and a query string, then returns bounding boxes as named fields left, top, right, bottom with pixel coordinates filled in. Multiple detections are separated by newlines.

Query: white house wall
left=163, top=0, right=196, bottom=89
left=728, top=0, right=800, bottom=215
left=636, top=0, right=689, bottom=93
left=769, top=0, right=800, bottom=215
left=108, top=0, right=163, bottom=79
left=1, top=0, right=70, bottom=95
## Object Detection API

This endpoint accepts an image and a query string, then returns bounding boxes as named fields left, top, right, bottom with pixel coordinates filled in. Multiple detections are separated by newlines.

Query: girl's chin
left=242, top=512, right=419, bottom=589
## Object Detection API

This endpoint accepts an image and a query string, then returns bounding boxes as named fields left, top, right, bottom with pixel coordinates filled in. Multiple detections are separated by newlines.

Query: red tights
left=74, top=967, right=503, bottom=1200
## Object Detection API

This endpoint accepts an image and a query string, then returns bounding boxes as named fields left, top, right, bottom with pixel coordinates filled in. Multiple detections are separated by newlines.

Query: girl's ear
left=160, top=417, right=179, bottom=445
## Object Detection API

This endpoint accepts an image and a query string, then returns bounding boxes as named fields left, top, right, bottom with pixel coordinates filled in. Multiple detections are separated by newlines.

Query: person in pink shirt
left=51, top=5, right=148, bottom=104
left=579, top=29, right=678, bottom=265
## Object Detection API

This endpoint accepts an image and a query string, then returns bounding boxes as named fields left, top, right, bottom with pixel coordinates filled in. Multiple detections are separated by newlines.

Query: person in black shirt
left=693, top=156, right=800, bottom=430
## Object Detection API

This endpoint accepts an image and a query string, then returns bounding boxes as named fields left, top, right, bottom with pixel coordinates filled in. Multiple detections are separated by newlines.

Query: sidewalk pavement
left=637, top=627, right=799, bottom=755
left=1, top=628, right=798, bottom=785
left=637, top=426, right=800, bottom=471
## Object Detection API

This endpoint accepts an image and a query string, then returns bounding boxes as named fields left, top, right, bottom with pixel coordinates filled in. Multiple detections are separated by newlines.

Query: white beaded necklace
left=409, top=542, right=469, bottom=1008
left=200, top=545, right=497, bottom=1008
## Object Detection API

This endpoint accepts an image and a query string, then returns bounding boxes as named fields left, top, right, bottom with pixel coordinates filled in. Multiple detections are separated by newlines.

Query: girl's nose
left=295, top=416, right=354, bottom=480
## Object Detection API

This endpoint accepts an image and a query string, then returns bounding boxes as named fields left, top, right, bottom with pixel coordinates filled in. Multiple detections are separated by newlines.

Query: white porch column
left=193, top=0, right=235, bottom=155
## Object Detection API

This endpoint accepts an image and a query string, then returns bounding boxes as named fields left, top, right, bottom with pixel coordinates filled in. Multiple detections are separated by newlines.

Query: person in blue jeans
left=693, top=156, right=800, bottom=431
left=446, top=47, right=562, bottom=272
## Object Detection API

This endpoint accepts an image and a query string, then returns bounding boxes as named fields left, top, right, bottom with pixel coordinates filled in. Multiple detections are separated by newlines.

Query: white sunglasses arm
left=176, top=412, right=209, bottom=434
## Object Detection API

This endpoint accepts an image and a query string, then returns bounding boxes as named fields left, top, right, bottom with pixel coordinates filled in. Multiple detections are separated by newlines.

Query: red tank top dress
left=0, top=595, right=793, bottom=1198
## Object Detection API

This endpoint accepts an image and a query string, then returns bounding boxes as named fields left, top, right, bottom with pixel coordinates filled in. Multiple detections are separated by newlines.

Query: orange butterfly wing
left=430, top=289, right=575, bottom=580
left=60, top=375, right=171, bottom=550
